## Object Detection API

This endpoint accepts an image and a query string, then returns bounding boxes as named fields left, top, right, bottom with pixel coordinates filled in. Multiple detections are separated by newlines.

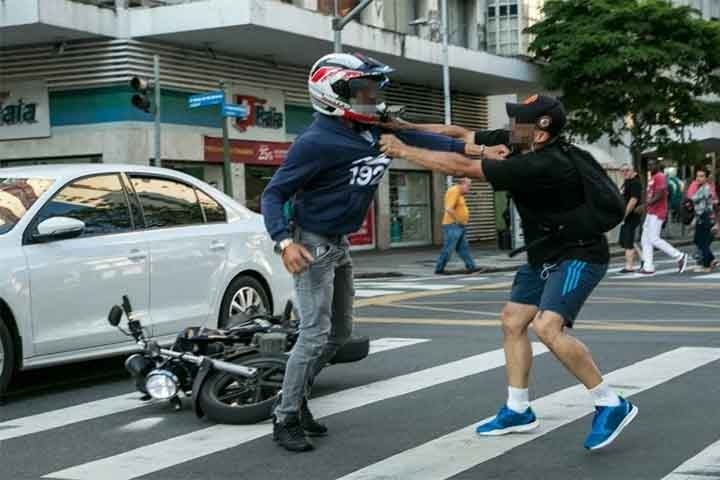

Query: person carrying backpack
left=379, top=94, right=637, bottom=452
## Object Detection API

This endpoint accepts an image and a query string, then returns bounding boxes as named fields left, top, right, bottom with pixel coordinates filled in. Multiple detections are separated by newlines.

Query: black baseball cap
left=506, top=94, right=566, bottom=137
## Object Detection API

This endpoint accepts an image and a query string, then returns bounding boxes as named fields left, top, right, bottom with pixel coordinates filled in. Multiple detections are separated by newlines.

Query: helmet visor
left=348, top=76, right=387, bottom=115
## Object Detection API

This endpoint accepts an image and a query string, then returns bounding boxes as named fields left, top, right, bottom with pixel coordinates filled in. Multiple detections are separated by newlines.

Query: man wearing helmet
left=262, top=52, right=507, bottom=452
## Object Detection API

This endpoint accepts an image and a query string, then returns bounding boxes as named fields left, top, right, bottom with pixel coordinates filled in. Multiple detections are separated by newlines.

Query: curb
left=352, top=240, right=695, bottom=279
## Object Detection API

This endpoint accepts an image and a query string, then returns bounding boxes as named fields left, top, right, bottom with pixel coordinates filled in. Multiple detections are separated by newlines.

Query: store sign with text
left=204, top=137, right=290, bottom=166
left=0, top=81, right=50, bottom=141
left=229, top=86, right=286, bottom=142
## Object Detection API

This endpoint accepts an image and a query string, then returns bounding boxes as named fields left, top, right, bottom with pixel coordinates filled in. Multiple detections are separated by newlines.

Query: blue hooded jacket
left=261, top=114, right=465, bottom=242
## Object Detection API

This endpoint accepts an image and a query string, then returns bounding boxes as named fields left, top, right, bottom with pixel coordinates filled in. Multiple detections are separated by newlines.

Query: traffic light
left=130, top=77, right=153, bottom=113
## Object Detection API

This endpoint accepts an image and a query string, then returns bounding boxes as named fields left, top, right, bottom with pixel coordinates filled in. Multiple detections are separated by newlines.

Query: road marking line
left=609, top=267, right=678, bottom=279
left=355, top=289, right=402, bottom=298
left=355, top=317, right=720, bottom=333
left=368, top=338, right=430, bottom=354
left=358, top=282, right=461, bottom=291
left=337, top=347, right=720, bottom=480
left=661, top=437, right=720, bottom=479
left=44, top=344, right=550, bottom=480
left=0, top=338, right=420, bottom=442
left=385, top=303, right=501, bottom=317
left=693, top=272, right=720, bottom=280
left=117, top=417, right=165, bottom=432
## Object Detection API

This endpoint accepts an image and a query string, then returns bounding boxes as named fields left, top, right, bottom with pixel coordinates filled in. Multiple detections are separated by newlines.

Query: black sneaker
left=300, top=399, right=328, bottom=437
left=273, top=415, right=314, bottom=452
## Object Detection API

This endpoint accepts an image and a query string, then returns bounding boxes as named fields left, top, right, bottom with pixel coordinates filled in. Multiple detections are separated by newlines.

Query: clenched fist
left=379, top=134, right=408, bottom=158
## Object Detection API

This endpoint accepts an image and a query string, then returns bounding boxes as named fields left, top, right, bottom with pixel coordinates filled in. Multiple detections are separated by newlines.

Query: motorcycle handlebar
left=152, top=346, right=258, bottom=378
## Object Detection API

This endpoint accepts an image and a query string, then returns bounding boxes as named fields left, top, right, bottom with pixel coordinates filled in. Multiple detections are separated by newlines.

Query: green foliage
left=527, top=0, right=720, bottom=165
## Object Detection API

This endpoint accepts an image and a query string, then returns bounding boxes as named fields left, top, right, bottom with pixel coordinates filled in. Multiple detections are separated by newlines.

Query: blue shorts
left=510, top=260, right=608, bottom=327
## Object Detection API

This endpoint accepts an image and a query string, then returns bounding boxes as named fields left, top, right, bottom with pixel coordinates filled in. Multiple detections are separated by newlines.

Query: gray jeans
left=274, top=229, right=355, bottom=422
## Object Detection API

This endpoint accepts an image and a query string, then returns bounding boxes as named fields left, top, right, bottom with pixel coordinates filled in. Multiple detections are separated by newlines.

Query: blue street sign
left=222, top=103, right=248, bottom=118
left=188, top=91, right=225, bottom=108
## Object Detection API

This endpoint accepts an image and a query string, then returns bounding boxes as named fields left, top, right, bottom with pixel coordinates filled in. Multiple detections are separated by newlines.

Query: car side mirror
left=34, top=217, right=85, bottom=242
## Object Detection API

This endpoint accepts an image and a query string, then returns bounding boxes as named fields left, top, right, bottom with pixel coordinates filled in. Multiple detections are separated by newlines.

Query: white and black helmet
left=308, top=52, right=393, bottom=124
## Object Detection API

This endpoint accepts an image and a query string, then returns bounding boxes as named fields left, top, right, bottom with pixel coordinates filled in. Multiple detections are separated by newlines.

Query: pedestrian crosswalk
left=4, top=340, right=719, bottom=480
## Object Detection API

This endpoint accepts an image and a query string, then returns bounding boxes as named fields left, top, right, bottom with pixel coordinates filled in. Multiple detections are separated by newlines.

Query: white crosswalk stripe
left=44, top=344, right=550, bottom=480
left=0, top=337, right=427, bottom=442
left=337, top=347, right=720, bottom=480
left=354, top=289, right=402, bottom=298
left=661, top=437, right=720, bottom=479
left=692, top=272, right=720, bottom=280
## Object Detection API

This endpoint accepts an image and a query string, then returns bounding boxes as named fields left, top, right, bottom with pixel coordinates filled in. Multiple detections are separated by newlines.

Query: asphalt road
left=2, top=255, right=719, bottom=480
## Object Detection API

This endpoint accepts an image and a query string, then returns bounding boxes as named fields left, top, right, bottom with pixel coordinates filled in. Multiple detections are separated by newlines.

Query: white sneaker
left=677, top=253, right=689, bottom=273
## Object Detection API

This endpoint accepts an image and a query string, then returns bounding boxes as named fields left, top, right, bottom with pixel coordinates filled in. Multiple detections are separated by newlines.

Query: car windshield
left=0, top=177, right=55, bottom=235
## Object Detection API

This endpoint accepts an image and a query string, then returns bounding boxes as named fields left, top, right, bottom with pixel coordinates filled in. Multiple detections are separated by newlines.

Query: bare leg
left=624, top=249, right=636, bottom=270
left=532, top=311, right=603, bottom=389
left=501, top=302, right=539, bottom=388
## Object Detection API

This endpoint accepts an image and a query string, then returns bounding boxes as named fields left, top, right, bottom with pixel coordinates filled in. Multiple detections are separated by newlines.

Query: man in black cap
left=379, top=95, right=638, bottom=451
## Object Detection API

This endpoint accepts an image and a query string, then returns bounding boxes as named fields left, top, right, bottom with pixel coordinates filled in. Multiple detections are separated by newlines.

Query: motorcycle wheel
left=198, top=353, right=287, bottom=425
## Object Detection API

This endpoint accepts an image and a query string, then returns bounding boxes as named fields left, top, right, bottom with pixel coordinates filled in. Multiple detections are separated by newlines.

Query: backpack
left=668, top=177, right=683, bottom=210
left=508, top=143, right=625, bottom=257
left=538, top=143, right=625, bottom=240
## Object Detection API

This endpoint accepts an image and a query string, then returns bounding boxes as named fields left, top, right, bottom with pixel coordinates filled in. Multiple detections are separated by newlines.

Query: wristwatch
left=274, top=238, right=294, bottom=255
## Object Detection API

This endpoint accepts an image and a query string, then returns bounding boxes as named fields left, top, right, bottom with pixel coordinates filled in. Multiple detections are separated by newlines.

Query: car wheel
left=218, top=275, right=271, bottom=329
left=0, top=317, right=16, bottom=395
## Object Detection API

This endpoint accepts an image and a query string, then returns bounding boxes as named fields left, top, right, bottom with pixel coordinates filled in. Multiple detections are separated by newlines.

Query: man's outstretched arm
left=381, top=119, right=475, bottom=143
left=379, top=134, right=508, bottom=180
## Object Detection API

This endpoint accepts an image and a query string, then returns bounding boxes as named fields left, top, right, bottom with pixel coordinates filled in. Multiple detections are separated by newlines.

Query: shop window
left=390, top=171, right=432, bottom=246
left=245, top=165, right=278, bottom=213
left=130, top=176, right=204, bottom=229
left=33, top=174, right=132, bottom=238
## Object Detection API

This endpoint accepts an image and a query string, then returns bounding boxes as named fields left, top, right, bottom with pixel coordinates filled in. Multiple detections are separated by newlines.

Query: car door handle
left=210, top=241, right=226, bottom=251
left=128, top=249, right=147, bottom=261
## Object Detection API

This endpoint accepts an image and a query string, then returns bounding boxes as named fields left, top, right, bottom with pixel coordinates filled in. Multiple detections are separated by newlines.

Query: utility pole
left=332, top=0, right=374, bottom=53
left=440, top=0, right=452, bottom=188
left=220, top=80, right=233, bottom=196
left=153, top=54, right=161, bottom=168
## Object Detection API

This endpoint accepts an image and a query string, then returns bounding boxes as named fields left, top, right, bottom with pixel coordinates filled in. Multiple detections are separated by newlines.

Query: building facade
left=1, top=0, right=539, bottom=249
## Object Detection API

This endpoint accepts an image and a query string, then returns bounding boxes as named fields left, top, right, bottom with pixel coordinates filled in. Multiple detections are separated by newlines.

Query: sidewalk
left=352, top=235, right=695, bottom=278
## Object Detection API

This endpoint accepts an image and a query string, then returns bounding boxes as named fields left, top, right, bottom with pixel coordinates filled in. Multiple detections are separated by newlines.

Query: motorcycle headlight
left=145, top=369, right=179, bottom=400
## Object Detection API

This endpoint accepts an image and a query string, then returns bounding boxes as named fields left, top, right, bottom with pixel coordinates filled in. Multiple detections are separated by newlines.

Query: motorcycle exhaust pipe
left=210, top=358, right=258, bottom=378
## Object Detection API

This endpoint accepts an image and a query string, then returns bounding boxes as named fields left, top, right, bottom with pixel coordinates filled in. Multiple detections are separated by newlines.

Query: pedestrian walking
left=380, top=94, right=637, bottom=451
left=688, top=168, right=718, bottom=272
left=261, top=52, right=502, bottom=452
left=435, top=177, right=478, bottom=274
left=639, top=161, right=689, bottom=275
left=618, top=164, right=643, bottom=273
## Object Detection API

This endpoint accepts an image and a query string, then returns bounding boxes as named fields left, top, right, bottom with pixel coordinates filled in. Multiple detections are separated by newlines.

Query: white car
left=0, top=164, right=293, bottom=393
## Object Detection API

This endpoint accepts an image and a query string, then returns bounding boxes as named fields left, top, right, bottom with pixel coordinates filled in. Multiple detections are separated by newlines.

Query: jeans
left=641, top=214, right=682, bottom=271
left=435, top=223, right=476, bottom=273
left=694, top=212, right=716, bottom=268
left=274, top=229, right=354, bottom=422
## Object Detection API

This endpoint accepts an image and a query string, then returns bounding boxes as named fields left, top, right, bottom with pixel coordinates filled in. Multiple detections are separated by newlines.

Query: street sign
left=188, top=91, right=225, bottom=108
left=222, top=103, right=248, bottom=118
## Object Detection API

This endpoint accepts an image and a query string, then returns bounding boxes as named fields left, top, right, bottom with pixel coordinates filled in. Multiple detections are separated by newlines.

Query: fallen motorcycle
left=109, top=295, right=369, bottom=424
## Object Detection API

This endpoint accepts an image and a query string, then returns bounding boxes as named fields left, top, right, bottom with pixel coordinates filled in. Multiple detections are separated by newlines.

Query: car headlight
left=145, top=369, right=179, bottom=400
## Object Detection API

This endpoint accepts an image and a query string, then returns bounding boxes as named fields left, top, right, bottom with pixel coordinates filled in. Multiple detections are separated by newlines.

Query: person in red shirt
left=640, top=161, right=688, bottom=274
